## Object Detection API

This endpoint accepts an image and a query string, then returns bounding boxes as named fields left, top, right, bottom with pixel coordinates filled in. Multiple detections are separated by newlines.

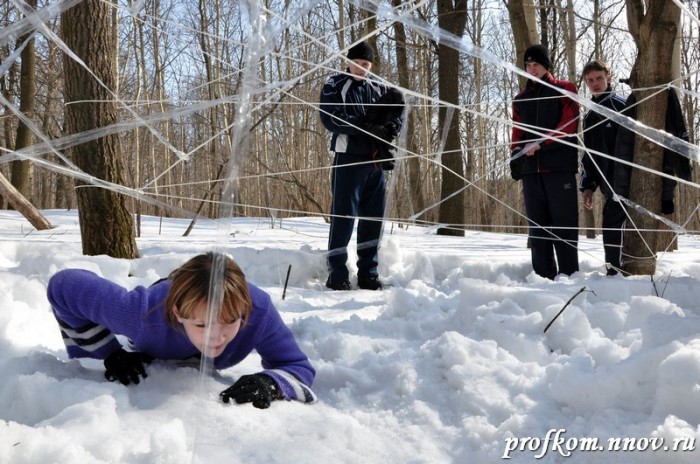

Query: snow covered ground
left=1, top=209, right=699, bottom=463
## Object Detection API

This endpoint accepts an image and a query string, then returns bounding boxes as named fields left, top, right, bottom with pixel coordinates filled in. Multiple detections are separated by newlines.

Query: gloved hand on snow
left=103, top=348, right=152, bottom=385
left=219, top=374, right=282, bottom=409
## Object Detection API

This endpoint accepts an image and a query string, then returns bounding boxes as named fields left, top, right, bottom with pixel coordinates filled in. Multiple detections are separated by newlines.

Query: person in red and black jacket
left=510, top=44, right=580, bottom=279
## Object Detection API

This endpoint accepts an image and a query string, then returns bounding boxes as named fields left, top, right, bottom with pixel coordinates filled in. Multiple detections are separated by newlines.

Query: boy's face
left=173, top=301, right=241, bottom=358
left=584, top=70, right=612, bottom=97
left=525, top=61, right=547, bottom=79
left=349, top=59, right=372, bottom=80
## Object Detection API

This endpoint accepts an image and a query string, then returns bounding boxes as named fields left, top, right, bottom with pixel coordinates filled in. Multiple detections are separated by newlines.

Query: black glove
left=363, top=123, right=391, bottom=141
left=219, top=374, right=281, bottom=409
left=373, top=144, right=395, bottom=170
left=384, top=121, right=400, bottom=139
left=509, top=152, right=525, bottom=180
left=662, top=199, right=674, bottom=215
left=103, top=348, right=152, bottom=385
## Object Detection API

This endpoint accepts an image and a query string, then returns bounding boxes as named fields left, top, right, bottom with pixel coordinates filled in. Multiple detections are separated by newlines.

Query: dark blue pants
left=523, top=172, right=579, bottom=279
left=327, top=153, right=385, bottom=282
left=602, top=197, right=626, bottom=269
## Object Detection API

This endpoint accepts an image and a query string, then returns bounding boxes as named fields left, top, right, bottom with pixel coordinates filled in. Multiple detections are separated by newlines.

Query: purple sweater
left=47, top=269, right=316, bottom=403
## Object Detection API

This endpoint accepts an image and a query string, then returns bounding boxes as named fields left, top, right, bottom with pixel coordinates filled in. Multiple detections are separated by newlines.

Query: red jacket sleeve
left=542, top=80, right=579, bottom=147
left=511, top=100, right=525, bottom=151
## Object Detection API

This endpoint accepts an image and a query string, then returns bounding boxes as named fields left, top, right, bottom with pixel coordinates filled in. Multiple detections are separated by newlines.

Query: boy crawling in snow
left=47, top=252, right=316, bottom=409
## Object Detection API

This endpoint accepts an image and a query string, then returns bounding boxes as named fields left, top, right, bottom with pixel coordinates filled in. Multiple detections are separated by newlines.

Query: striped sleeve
left=246, top=286, right=317, bottom=404
left=47, top=268, right=149, bottom=360
left=264, top=369, right=318, bottom=404
left=54, top=316, right=122, bottom=359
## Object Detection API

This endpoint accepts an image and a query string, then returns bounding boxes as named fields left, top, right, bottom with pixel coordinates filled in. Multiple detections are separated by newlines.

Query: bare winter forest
left=1, top=1, right=699, bottom=267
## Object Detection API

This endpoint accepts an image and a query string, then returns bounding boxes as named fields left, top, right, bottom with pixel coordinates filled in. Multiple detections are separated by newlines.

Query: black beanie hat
left=347, top=41, right=375, bottom=63
left=524, top=44, right=551, bottom=70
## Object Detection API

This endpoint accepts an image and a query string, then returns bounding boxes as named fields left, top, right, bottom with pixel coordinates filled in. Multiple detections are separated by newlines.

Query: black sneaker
left=358, top=275, right=382, bottom=290
left=326, top=277, right=352, bottom=291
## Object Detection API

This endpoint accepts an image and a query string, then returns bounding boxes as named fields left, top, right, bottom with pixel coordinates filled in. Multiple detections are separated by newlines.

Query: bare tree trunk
left=392, top=0, right=425, bottom=218
left=337, top=0, right=345, bottom=52
left=419, top=35, right=437, bottom=224
left=582, top=0, right=601, bottom=239
left=506, top=0, right=539, bottom=237
left=1, top=5, right=17, bottom=210
left=557, top=0, right=593, bottom=240
left=436, top=0, right=468, bottom=237
left=506, top=0, right=539, bottom=88
left=199, top=0, right=216, bottom=213
left=593, top=0, right=601, bottom=58
left=39, top=38, right=61, bottom=209
left=10, top=0, right=37, bottom=201
left=355, top=7, right=379, bottom=72
left=469, top=0, right=484, bottom=229
left=132, top=0, right=145, bottom=235
left=662, top=24, right=683, bottom=252
left=62, top=0, right=139, bottom=258
left=622, top=0, right=680, bottom=275
left=539, top=0, right=554, bottom=49
left=153, top=0, right=173, bottom=220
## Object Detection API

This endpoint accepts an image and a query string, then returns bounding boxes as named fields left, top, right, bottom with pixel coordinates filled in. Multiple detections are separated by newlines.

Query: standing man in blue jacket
left=319, top=41, right=403, bottom=291
left=579, top=60, right=628, bottom=276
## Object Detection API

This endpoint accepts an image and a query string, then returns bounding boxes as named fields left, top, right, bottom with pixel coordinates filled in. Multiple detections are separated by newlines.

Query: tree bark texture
left=622, top=0, right=680, bottom=275
left=436, top=0, right=468, bottom=236
left=392, top=0, right=426, bottom=220
left=10, top=0, right=37, bottom=200
left=62, top=0, right=138, bottom=258
left=506, top=0, right=540, bottom=88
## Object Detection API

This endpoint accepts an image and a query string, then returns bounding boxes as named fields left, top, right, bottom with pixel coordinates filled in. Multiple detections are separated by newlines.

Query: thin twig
left=282, top=264, right=292, bottom=300
left=650, top=275, right=659, bottom=297
left=543, top=286, right=588, bottom=333
left=660, top=270, right=673, bottom=298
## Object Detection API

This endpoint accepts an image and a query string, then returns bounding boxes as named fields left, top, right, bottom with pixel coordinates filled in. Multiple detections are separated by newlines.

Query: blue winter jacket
left=579, top=89, right=627, bottom=198
left=47, top=269, right=317, bottom=403
left=319, top=71, right=402, bottom=156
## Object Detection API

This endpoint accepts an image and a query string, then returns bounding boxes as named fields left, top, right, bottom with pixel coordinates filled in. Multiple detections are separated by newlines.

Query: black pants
left=601, top=197, right=626, bottom=269
left=327, top=153, right=385, bottom=282
left=523, top=172, right=579, bottom=279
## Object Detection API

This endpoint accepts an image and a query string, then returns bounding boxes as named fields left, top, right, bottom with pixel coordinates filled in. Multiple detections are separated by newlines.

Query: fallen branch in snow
left=543, top=286, right=588, bottom=333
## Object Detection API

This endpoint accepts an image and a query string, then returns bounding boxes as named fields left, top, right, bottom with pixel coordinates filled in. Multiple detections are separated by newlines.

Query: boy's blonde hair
left=164, top=252, right=252, bottom=329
